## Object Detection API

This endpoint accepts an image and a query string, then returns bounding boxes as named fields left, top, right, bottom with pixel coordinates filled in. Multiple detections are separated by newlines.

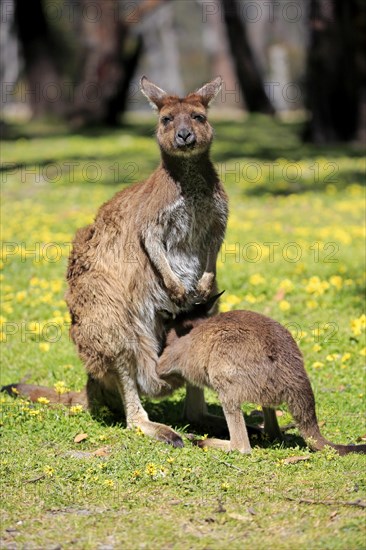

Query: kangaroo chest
left=159, top=191, right=224, bottom=291
left=163, top=194, right=216, bottom=249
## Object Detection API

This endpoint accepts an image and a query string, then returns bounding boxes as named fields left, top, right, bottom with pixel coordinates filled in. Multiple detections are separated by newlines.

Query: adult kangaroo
left=62, top=77, right=227, bottom=446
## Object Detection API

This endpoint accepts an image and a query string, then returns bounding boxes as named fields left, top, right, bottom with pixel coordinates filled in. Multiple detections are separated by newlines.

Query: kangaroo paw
left=137, top=420, right=184, bottom=448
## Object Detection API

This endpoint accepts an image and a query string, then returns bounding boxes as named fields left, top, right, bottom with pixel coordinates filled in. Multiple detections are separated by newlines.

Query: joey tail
left=287, top=390, right=366, bottom=455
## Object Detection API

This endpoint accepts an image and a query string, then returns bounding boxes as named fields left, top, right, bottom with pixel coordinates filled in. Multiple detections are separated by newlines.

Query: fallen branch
left=211, top=454, right=245, bottom=473
left=285, top=496, right=366, bottom=508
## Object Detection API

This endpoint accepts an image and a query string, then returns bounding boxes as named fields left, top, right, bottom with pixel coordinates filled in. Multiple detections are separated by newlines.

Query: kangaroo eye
left=161, top=116, right=173, bottom=125
left=192, top=114, right=206, bottom=122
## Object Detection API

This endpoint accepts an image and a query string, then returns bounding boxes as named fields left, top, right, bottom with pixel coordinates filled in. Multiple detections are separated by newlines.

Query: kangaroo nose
left=176, top=128, right=196, bottom=147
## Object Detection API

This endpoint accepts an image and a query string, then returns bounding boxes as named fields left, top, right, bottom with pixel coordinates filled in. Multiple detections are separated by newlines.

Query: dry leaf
left=357, top=434, right=366, bottom=442
left=247, top=507, right=256, bottom=516
left=330, top=511, right=338, bottom=520
left=92, top=446, right=111, bottom=457
left=74, top=432, right=88, bottom=443
left=283, top=456, right=310, bottom=465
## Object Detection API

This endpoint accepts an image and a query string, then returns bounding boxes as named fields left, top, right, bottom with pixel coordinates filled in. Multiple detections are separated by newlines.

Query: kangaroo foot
left=193, top=437, right=251, bottom=454
left=136, top=420, right=184, bottom=448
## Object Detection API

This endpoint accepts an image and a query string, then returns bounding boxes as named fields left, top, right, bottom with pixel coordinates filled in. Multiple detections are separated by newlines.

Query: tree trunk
left=304, top=0, right=366, bottom=143
left=69, top=0, right=145, bottom=126
left=13, top=0, right=63, bottom=116
left=221, top=0, right=275, bottom=114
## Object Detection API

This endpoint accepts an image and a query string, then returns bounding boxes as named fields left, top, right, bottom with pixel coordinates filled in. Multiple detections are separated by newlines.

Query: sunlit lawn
left=1, top=114, right=365, bottom=549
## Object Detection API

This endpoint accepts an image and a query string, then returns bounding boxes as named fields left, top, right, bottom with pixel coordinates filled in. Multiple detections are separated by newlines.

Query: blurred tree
left=304, top=0, right=366, bottom=143
left=14, top=0, right=64, bottom=116
left=12, top=0, right=167, bottom=125
left=221, top=0, right=275, bottom=114
left=69, top=0, right=139, bottom=126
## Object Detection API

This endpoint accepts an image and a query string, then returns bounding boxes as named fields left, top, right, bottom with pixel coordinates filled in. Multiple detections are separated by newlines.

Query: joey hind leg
left=183, top=384, right=230, bottom=435
left=183, top=385, right=263, bottom=438
left=263, top=407, right=283, bottom=442
left=115, top=362, right=183, bottom=448
left=196, top=406, right=251, bottom=454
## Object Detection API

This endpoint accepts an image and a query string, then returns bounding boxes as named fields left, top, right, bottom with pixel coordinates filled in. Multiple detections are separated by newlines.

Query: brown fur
left=63, top=77, right=227, bottom=446
left=157, top=298, right=366, bottom=455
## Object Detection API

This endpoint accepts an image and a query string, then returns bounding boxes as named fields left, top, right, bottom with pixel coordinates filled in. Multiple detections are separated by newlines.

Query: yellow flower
left=37, top=397, right=50, bottom=404
left=279, top=300, right=291, bottom=311
left=279, top=279, right=294, bottom=293
left=313, top=344, right=322, bottom=353
left=244, top=293, right=257, bottom=304
left=43, top=465, right=54, bottom=477
left=145, top=463, right=157, bottom=477
left=220, top=293, right=241, bottom=312
left=166, top=457, right=175, bottom=464
left=329, top=275, right=343, bottom=290
left=341, top=352, right=351, bottom=363
left=63, top=364, right=74, bottom=371
left=103, top=479, right=114, bottom=488
left=132, top=469, right=141, bottom=479
left=40, top=293, right=53, bottom=304
left=39, top=342, right=50, bottom=352
left=53, top=381, right=69, bottom=395
left=312, top=361, right=324, bottom=369
left=70, top=405, right=83, bottom=415
left=326, top=354, right=338, bottom=362
left=16, top=290, right=27, bottom=302
left=249, top=273, right=265, bottom=286
left=50, top=280, right=63, bottom=293
left=29, top=409, right=40, bottom=416
left=135, top=427, right=144, bottom=436
left=305, top=276, right=330, bottom=296
left=306, top=300, right=318, bottom=309
left=221, top=482, right=230, bottom=491
left=0, top=333, right=6, bottom=343
left=359, top=348, right=366, bottom=356
left=0, top=316, right=6, bottom=326
left=11, top=387, right=19, bottom=394
left=350, top=314, right=366, bottom=336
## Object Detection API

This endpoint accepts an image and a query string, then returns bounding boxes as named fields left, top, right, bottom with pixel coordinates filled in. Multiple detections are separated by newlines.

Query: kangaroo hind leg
left=115, top=356, right=183, bottom=448
left=195, top=405, right=251, bottom=454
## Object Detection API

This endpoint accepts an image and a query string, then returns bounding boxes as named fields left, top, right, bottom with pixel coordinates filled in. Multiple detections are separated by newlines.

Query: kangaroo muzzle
left=175, top=127, right=196, bottom=147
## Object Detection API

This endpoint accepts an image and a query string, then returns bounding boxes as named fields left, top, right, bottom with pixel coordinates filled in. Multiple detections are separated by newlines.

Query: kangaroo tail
left=287, top=385, right=366, bottom=455
left=1, top=383, right=88, bottom=408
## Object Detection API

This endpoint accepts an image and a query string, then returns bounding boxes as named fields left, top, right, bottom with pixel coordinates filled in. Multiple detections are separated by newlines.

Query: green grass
left=1, top=114, right=365, bottom=549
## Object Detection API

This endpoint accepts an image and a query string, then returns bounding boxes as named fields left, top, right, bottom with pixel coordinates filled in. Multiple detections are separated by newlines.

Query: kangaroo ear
left=195, top=76, right=222, bottom=107
left=140, top=76, right=168, bottom=110
left=204, top=290, right=225, bottom=312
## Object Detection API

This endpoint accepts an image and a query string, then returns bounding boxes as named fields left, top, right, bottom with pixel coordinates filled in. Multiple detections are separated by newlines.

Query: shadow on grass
left=2, top=115, right=364, bottom=196
left=92, top=393, right=307, bottom=451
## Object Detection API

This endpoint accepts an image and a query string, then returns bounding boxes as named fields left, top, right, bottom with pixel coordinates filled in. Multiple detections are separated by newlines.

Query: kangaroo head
left=140, top=76, right=222, bottom=157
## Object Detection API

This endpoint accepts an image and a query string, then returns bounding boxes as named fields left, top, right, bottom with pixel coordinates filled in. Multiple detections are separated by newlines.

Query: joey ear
left=195, top=76, right=222, bottom=107
left=204, top=290, right=225, bottom=312
left=140, top=76, right=168, bottom=110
